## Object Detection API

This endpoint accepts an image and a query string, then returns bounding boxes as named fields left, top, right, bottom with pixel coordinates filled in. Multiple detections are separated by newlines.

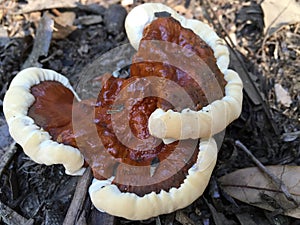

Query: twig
left=204, top=197, right=231, bottom=225
left=0, top=201, right=34, bottom=225
left=0, top=142, right=17, bottom=178
left=22, top=13, right=54, bottom=69
left=235, top=140, right=299, bottom=208
left=63, top=168, right=92, bottom=225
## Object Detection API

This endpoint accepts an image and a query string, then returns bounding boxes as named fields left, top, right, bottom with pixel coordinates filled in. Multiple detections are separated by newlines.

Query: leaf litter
left=0, top=0, right=299, bottom=224
left=219, top=165, right=300, bottom=219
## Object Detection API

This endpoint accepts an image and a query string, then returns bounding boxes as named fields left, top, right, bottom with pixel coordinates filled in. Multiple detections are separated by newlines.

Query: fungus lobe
left=28, top=17, right=226, bottom=196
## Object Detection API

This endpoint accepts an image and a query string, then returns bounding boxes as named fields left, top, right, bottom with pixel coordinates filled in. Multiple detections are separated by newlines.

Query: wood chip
left=54, top=11, right=76, bottom=27
left=52, top=11, right=77, bottom=39
left=204, top=198, right=235, bottom=225
left=0, top=26, right=10, bottom=47
left=77, top=15, right=103, bottom=26
left=0, top=201, right=34, bottom=225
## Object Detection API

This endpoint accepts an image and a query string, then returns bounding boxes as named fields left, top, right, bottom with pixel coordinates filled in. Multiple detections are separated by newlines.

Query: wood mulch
left=0, top=0, right=299, bottom=224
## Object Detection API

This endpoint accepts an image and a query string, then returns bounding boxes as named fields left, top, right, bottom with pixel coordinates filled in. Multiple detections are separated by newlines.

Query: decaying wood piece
left=0, top=201, right=34, bottom=225
left=22, top=13, right=53, bottom=69
left=61, top=168, right=116, bottom=225
left=155, top=216, right=162, bottom=225
left=63, top=168, right=92, bottom=225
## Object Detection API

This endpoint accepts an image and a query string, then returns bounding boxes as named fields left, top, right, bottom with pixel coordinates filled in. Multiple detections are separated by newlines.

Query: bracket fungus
left=3, top=68, right=85, bottom=175
left=125, top=3, right=243, bottom=141
left=3, top=3, right=243, bottom=221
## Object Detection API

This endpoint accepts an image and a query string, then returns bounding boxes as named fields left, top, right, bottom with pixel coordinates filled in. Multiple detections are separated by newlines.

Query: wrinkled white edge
left=89, top=137, right=217, bottom=220
left=125, top=3, right=243, bottom=140
left=3, top=67, right=85, bottom=175
left=149, top=69, right=243, bottom=140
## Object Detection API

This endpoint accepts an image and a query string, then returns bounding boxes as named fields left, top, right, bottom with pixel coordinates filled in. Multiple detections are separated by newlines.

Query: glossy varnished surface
left=28, top=17, right=226, bottom=196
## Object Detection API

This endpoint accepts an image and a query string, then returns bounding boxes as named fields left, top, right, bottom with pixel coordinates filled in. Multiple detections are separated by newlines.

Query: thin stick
left=235, top=140, right=298, bottom=208
left=63, top=167, right=92, bottom=225
left=0, top=201, right=34, bottom=225
left=0, top=142, right=17, bottom=178
left=22, top=13, right=53, bottom=69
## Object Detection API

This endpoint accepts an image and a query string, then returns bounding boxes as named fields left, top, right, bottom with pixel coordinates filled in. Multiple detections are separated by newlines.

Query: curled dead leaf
left=219, top=165, right=300, bottom=219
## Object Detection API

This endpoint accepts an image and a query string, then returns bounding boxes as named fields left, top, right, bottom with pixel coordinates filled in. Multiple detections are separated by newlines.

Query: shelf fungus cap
left=3, top=67, right=85, bottom=175
left=89, top=137, right=218, bottom=220
left=125, top=3, right=243, bottom=140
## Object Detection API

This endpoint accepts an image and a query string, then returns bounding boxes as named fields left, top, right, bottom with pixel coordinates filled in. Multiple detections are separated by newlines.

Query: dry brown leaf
left=219, top=165, right=300, bottom=218
left=52, top=12, right=77, bottom=39
left=261, top=0, right=300, bottom=35
left=54, top=11, right=76, bottom=27
left=12, top=0, right=79, bottom=14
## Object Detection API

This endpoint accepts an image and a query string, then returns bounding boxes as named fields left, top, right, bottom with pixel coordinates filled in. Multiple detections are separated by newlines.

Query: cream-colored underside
left=125, top=3, right=243, bottom=141
left=3, top=67, right=85, bottom=175
left=89, top=138, right=217, bottom=220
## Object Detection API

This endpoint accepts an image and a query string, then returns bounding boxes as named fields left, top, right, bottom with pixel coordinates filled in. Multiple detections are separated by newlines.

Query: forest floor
left=0, top=0, right=299, bottom=225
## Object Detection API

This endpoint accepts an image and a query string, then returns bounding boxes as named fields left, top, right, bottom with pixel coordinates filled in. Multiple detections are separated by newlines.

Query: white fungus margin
left=3, top=67, right=85, bottom=175
left=89, top=138, right=218, bottom=220
left=125, top=3, right=243, bottom=141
